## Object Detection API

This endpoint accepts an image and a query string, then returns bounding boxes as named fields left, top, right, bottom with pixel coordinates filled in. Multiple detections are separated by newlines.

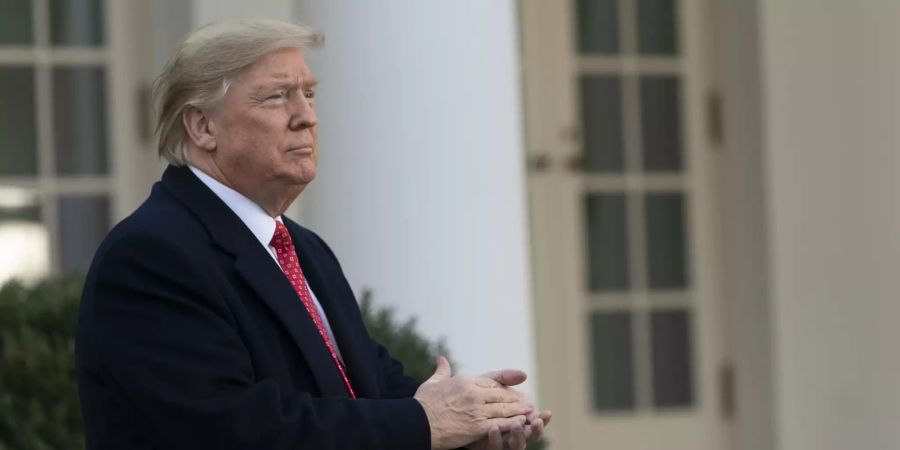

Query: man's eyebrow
left=252, top=76, right=318, bottom=93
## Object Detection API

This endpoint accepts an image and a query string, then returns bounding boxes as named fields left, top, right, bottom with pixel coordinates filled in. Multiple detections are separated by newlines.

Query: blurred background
left=1, top=0, right=899, bottom=449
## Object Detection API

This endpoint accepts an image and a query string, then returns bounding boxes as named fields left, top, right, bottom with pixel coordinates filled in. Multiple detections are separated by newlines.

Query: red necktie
left=270, top=221, right=356, bottom=398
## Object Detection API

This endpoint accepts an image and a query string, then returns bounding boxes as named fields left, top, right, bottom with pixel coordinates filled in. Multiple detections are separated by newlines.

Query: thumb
left=481, top=369, right=527, bottom=387
left=427, top=356, right=452, bottom=382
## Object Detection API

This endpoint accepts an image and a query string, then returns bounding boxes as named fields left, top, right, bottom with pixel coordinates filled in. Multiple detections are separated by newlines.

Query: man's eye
left=267, top=91, right=287, bottom=101
left=304, top=90, right=316, bottom=99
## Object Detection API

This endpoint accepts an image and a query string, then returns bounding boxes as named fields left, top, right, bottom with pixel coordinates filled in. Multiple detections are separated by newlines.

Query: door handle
left=527, top=153, right=552, bottom=173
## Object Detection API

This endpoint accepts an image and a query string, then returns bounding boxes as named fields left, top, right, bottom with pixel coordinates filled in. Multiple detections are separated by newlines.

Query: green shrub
left=358, top=289, right=454, bottom=382
left=0, top=276, right=84, bottom=450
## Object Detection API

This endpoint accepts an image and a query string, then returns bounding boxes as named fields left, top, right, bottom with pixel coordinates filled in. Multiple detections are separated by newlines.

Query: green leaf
left=0, top=276, right=85, bottom=449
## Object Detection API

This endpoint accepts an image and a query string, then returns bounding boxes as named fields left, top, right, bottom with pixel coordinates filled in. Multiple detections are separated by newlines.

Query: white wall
left=759, top=2, right=900, bottom=449
left=291, top=1, right=538, bottom=392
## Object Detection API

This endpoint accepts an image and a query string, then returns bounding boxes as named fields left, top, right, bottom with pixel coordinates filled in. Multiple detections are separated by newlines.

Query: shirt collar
left=188, top=165, right=281, bottom=248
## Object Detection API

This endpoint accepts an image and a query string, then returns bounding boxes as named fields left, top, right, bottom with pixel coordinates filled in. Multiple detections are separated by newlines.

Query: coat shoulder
left=105, top=186, right=206, bottom=250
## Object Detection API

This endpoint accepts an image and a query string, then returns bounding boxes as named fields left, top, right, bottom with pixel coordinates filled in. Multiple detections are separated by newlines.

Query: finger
left=483, top=402, right=534, bottom=419
left=505, top=425, right=526, bottom=450
left=479, top=369, right=527, bottom=387
left=487, top=426, right=503, bottom=450
left=485, top=415, right=527, bottom=433
left=522, top=411, right=541, bottom=439
left=525, top=418, right=544, bottom=442
left=426, top=356, right=452, bottom=382
left=540, top=410, right=553, bottom=427
left=481, top=387, right=530, bottom=405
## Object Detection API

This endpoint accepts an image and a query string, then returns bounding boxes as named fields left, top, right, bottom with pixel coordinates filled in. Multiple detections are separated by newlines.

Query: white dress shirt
left=189, top=165, right=344, bottom=362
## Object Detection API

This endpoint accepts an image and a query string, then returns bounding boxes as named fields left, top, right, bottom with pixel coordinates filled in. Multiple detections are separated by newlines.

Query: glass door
left=521, top=0, right=731, bottom=448
left=0, top=0, right=156, bottom=284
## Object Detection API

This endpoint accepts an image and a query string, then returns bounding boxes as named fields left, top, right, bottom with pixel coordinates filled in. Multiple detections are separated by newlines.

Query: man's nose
left=288, top=96, right=317, bottom=130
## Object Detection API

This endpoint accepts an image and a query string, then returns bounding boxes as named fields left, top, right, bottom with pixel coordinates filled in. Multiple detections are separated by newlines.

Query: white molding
left=0, top=48, right=108, bottom=65
left=582, top=174, right=687, bottom=193
left=578, top=56, right=684, bottom=76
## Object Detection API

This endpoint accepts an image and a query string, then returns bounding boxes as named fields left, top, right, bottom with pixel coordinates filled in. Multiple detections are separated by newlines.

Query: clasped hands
left=414, top=357, right=552, bottom=450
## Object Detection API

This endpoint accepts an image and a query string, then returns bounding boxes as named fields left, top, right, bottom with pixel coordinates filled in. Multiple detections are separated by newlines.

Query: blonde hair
left=153, top=19, right=324, bottom=166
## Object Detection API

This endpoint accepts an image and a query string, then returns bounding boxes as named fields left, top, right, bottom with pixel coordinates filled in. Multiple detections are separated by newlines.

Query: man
left=75, top=19, right=550, bottom=449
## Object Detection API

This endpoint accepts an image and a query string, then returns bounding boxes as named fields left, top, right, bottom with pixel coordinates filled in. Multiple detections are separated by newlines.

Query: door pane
left=0, top=0, right=33, bottom=44
left=576, top=0, right=620, bottom=54
left=637, top=0, right=679, bottom=55
left=640, top=76, right=682, bottom=171
left=53, top=66, right=108, bottom=175
left=50, top=0, right=104, bottom=46
left=57, top=195, right=109, bottom=274
left=645, top=193, right=688, bottom=289
left=590, top=311, right=635, bottom=411
left=585, top=193, right=630, bottom=291
left=0, top=68, right=37, bottom=176
left=651, top=309, right=694, bottom=407
left=581, top=76, right=624, bottom=173
left=0, top=187, right=49, bottom=284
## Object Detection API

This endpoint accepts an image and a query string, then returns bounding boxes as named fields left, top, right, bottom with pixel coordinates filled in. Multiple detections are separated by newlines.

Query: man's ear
left=182, top=105, right=217, bottom=151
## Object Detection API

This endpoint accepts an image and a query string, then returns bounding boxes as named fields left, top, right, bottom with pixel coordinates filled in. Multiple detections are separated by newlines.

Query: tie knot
left=270, top=221, right=293, bottom=250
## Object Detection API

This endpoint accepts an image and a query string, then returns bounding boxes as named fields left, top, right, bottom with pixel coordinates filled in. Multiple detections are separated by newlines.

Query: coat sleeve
left=78, top=231, right=431, bottom=450
left=373, top=339, right=425, bottom=398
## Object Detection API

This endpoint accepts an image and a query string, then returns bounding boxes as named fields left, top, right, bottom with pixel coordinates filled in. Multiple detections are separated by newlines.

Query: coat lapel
left=290, top=222, right=380, bottom=398
left=159, top=165, right=350, bottom=397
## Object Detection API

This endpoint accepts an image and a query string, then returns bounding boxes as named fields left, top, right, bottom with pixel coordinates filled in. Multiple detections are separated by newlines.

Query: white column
left=759, top=2, right=900, bottom=449
left=292, top=1, right=538, bottom=394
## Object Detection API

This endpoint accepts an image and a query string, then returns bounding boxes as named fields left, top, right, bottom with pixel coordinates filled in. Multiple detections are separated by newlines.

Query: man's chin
left=285, top=159, right=317, bottom=185
left=289, top=169, right=316, bottom=188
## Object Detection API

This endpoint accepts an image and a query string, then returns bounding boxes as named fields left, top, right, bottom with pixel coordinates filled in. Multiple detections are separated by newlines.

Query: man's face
left=210, top=47, right=319, bottom=199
